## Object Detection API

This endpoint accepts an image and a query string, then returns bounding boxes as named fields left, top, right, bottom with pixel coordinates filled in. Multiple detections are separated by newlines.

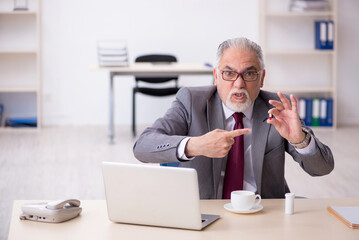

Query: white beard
left=225, top=89, right=252, bottom=112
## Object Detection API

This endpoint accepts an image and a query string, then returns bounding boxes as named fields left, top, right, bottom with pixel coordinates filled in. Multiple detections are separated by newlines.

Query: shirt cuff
left=294, top=135, right=318, bottom=156
left=177, top=137, right=195, bottom=160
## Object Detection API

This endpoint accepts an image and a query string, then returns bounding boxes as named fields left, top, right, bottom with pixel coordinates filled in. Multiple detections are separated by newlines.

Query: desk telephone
left=20, top=199, right=82, bottom=223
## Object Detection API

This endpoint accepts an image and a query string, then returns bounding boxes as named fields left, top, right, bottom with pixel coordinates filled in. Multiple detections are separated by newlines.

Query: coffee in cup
left=231, top=190, right=261, bottom=210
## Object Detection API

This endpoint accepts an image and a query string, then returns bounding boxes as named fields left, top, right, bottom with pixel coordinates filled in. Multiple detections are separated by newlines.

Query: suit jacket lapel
left=251, top=94, right=271, bottom=195
left=207, top=91, right=226, bottom=198
left=207, top=92, right=224, bottom=132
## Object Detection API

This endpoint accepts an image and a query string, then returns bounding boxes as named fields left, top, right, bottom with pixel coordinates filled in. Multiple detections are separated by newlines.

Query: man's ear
left=213, top=68, right=218, bottom=86
left=260, top=69, right=265, bottom=88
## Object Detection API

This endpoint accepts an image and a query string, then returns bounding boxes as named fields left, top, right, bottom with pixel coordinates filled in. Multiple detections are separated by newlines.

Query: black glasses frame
left=220, top=70, right=263, bottom=82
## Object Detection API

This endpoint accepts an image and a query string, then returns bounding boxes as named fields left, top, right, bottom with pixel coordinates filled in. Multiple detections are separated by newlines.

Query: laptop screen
left=102, top=162, right=206, bottom=230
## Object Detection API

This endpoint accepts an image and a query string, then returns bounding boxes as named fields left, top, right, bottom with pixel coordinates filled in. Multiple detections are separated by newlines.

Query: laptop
left=102, top=162, right=220, bottom=230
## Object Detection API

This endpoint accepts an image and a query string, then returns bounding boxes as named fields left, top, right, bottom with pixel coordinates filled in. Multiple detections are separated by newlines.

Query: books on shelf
left=298, top=97, right=333, bottom=127
left=0, top=104, right=3, bottom=126
left=315, top=20, right=334, bottom=50
left=97, top=40, right=129, bottom=67
left=327, top=206, right=359, bottom=229
left=289, top=0, right=329, bottom=12
left=4, top=117, right=37, bottom=127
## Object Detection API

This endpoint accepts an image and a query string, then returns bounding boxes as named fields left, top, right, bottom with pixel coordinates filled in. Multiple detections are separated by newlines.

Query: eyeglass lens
left=222, top=70, right=259, bottom=81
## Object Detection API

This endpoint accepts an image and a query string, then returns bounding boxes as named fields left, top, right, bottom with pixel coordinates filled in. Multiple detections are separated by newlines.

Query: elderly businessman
left=133, top=37, right=334, bottom=199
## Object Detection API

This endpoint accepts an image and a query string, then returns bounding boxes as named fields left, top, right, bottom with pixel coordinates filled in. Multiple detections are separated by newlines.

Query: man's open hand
left=267, top=92, right=306, bottom=144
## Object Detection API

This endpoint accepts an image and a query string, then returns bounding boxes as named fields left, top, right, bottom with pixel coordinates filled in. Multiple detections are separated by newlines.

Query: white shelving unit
left=259, top=0, right=337, bottom=129
left=0, top=0, right=41, bottom=128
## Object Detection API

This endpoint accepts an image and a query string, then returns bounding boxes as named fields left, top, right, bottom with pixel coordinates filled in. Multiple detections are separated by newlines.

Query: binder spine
left=312, top=98, right=320, bottom=126
left=326, top=98, right=334, bottom=127
left=320, top=98, right=327, bottom=126
left=305, top=98, right=313, bottom=126
left=315, top=21, right=326, bottom=49
left=327, top=21, right=334, bottom=50
left=298, top=98, right=306, bottom=123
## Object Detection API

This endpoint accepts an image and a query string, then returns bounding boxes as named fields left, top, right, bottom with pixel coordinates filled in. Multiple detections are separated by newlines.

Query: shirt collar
left=222, top=102, right=254, bottom=121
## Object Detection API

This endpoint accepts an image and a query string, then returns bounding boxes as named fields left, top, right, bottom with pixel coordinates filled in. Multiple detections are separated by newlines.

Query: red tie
left=222, top=112, right=244, bottom=199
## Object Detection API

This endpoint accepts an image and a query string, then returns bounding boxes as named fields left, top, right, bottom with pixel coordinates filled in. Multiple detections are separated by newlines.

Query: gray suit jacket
left=133, top=86, right=334, bottom=199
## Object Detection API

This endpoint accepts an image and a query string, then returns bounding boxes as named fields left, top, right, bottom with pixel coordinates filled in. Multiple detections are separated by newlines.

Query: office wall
left=41, top=0, right=359, bottom=126
left=337, top=1, right=359, bottom=126
left=41, top=0, right=259, bottom=126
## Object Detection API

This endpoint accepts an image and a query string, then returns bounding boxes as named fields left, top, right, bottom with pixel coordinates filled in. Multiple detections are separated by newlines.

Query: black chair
left=132, top=54, right=180, bottom=137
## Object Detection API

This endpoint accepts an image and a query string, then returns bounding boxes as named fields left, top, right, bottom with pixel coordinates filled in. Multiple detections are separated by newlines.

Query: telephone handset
left=20, top=199, right=82, bottom=223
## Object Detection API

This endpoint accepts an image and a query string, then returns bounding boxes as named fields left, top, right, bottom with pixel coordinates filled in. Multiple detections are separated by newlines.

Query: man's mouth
left=232, top=92, right=246, bottom=102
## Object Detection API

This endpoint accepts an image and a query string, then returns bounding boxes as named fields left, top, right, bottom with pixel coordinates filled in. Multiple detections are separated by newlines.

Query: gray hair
left=215, top=37, right=265, bottom=70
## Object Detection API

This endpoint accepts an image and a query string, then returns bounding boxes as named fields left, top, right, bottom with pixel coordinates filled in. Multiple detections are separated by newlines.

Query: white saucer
left=224, top=203, right=263, bottom=214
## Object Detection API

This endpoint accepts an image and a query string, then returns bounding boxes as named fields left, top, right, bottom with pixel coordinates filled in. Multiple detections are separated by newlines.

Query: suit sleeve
left=262, top=90, right=334, bottom=177
left=286, top=125, right=334, bottom=176
left=133, top=88, right=192, bottom=164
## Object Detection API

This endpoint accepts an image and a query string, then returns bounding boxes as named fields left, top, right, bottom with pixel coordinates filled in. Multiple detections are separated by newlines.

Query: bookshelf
left=0, top=0, right=41, bottom=128
left=259, top=0, right=337, bottom=129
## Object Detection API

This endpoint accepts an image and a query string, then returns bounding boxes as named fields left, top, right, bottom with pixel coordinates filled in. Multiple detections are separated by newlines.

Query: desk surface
left=95, top=63, right=213, bottom=76
left=9, top=199, right=358, bottom=240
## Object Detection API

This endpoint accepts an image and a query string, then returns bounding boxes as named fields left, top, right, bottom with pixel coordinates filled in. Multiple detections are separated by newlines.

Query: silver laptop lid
left=102, top=162, right=207, bottom=230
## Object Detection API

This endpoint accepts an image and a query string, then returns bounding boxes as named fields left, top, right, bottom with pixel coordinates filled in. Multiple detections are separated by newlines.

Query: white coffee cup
left=231, top=190, right=261, bottom=211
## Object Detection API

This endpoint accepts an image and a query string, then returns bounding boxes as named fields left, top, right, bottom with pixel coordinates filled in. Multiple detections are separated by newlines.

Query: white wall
left=41, top=0, right=359, bottom=127
left=337, top=0, right=359, bottom=126
left=41, top=0, right=259, bottom=126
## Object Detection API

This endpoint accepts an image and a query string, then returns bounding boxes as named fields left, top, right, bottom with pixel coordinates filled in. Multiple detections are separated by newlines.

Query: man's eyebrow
left=243, top=66, right=257, bottom=71
left=222, top=65, right=258, bottom=72
left=222, top=65, right=235, bottom=71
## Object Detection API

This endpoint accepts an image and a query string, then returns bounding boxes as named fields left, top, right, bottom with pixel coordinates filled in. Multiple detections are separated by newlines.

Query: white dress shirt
left=177, top=103, right=318, bottom=193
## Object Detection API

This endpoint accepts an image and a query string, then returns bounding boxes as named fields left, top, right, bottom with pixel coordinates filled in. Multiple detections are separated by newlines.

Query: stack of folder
left=97, top=40, right=129, bottom=67
left=298, top=98, right=333, bottom=127
left=315, top=20, right=334, bottom=50
left=289, top=0, right=329, bottom=12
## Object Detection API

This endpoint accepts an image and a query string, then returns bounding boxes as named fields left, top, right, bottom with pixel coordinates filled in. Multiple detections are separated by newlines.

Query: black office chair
left=132, top=54, right=180, bottom=137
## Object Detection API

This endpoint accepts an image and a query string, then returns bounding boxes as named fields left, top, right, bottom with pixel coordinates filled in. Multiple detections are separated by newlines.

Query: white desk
left=96, top=63, right=213, bottom=143
left=8, top=199, right=359, bottom=239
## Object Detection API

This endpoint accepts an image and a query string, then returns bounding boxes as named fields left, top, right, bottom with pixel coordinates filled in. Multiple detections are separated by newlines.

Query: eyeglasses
left=220, top=70, right=262, bottom=82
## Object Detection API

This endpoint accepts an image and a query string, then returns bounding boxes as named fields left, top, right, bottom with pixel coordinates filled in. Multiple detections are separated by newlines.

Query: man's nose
left=233, top=75, right=246, bottom=88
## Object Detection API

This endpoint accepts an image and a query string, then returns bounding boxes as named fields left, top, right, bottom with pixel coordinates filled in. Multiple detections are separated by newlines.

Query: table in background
left=96, top=63, right=213, bottom=143
left=8, top=198, right=358, bottom=240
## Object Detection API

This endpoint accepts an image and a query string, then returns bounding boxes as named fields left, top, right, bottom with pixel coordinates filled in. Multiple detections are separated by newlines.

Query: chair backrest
left=135, top=54, right=178, bottom=84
